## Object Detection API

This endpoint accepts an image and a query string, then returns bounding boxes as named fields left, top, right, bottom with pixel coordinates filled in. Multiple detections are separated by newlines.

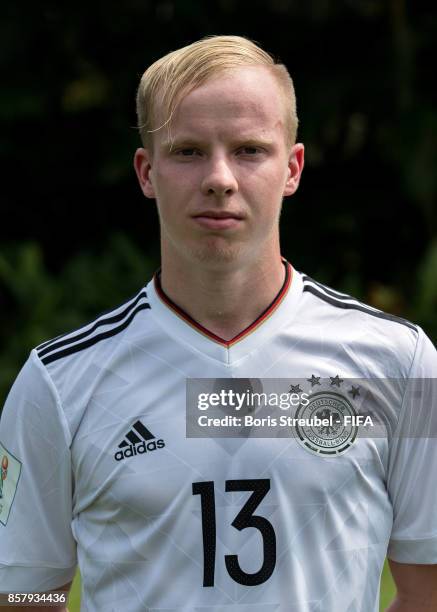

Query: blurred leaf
left=0, top=235, right=156, bottom=404
left=62, top=73, right=110, bottom=112
left=414, top=239, right=437, bottom=338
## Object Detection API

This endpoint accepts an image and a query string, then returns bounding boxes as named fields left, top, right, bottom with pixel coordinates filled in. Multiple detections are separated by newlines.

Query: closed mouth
left=192, top=211, right=243, bottom=219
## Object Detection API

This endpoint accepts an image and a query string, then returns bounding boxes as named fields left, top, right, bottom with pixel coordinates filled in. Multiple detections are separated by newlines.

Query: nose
left=201, top=156, right=238, bottom=197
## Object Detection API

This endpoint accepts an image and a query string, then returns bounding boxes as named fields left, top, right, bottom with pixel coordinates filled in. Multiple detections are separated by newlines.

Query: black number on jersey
left=192, top=479, right=276, bottom=587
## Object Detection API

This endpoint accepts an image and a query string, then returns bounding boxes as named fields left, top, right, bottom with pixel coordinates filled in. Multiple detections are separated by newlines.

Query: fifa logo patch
left=114, top=420, right=165, bottom=462
left=0, top=455, right=8, bottom=498
left=0, top=442, right=22, bottom=526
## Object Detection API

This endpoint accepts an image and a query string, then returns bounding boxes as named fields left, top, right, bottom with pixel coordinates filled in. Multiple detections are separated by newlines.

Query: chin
left=189, top=239, right=245, bottom=265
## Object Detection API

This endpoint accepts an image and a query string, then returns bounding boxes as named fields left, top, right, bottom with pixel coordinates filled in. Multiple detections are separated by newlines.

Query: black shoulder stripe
left=303, top=284, right=417, bottom=331
left=40, top=302, right=150, bottom=365
left=303, top=275, right=396, bottom=315
left=302, top=275, right=358, bottom=302
left=37, top=331, right=67, bottom=352
left=37, top=291, right=148, bottom=358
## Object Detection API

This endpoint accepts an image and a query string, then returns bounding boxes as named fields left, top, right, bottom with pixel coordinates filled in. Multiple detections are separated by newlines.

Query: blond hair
left=136, top=35, right=298, bottom=149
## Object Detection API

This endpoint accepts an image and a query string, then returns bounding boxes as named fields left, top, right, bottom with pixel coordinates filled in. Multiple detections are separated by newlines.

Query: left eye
left=239, top=147, right=260, bottom=155
left=175, top=148, right=199, bottom=156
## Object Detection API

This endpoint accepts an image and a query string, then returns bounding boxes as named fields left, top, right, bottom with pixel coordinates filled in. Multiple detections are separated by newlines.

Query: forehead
left=156, top=66, right=287, bottom=144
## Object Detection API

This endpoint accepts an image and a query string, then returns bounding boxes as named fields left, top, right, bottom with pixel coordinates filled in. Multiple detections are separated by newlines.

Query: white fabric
left=0, top=268, right=436, bottom=611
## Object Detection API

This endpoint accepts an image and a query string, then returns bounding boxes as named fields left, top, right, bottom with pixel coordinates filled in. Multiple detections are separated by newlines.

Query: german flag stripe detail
left=154, top=261, right=292, bottom=347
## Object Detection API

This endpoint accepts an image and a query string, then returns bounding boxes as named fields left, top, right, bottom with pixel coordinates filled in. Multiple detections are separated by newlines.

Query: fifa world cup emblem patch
left=0, top=455, right=8, bottom=498
left=0, top=442, right=22, bottom=525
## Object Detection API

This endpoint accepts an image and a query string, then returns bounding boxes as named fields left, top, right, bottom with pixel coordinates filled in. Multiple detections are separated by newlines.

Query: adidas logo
left=114, top=420, right=165, bottom=462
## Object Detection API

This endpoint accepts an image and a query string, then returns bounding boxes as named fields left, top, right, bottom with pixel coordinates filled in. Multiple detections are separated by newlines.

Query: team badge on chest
left=295, top=391, right=358, bottom=456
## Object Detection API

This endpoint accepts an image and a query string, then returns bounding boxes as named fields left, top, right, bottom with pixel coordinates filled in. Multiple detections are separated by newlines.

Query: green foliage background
left=0, top=235, right=155, bottom=401
left=1, top=1, right=436, bottom=607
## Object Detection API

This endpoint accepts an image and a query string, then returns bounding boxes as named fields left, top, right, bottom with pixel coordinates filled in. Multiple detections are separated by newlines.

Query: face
left=134, top=66, right=304, bottom=271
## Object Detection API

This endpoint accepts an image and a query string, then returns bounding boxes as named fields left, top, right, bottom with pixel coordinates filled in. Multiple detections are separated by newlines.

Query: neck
left=158, top=254, right=288, bottom=341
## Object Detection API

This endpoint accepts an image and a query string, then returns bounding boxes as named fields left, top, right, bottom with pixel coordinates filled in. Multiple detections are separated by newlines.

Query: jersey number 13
left=192, top=479, right=276, bottom=587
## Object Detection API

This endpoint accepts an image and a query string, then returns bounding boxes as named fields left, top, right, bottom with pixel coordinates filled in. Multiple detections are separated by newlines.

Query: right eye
left=175, top=148, right=199, bottom=156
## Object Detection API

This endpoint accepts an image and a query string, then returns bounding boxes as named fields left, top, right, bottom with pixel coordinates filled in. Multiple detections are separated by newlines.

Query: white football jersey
left=1, top=262, right=437, bottom=611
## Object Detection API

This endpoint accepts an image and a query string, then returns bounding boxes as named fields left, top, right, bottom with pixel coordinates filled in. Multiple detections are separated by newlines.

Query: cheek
left=153, top=177, right=190, bottom=228
left=249, top=159, right=288, bottom=186
left=158, top=160, right=199, bottom=183
left=246, top=166, right=288, bottom=203
left=153, top=169, right=180, bottom=201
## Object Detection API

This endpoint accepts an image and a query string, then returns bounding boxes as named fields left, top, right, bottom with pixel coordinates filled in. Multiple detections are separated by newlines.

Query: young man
left=1, top=36, right=436, bottom=612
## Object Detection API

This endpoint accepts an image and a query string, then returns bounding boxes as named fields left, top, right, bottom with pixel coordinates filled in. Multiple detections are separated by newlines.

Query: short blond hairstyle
left=136, top=35, right=298, bottom=149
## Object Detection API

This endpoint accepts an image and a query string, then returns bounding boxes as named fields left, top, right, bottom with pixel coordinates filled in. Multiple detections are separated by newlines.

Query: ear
left=133, top=148, right=156, bottom=198
left=283, top=144, right=305, bottom=197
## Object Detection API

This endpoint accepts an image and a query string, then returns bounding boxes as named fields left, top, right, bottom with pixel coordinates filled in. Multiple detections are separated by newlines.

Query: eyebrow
left=160, top=138, right=200, bottom=152
left=160, top=135, right=275, bottom=152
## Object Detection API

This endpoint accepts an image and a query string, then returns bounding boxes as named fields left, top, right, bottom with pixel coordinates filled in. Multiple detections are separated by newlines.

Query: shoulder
left=298, top=272, right=426, bottom=376
left=301, top=273, right=417, bottom=333
left=35, top=285, right=151, bottom=368
left=25, top=285, right=154, bottom=437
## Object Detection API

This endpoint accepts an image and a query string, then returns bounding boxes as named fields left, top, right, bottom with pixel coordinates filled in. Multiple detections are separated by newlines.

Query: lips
left=192, top=210, right=244, bottom=230
left=193, top=210, right=243, bottom=219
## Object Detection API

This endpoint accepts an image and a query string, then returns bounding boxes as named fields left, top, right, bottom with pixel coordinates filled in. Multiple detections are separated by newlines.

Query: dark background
left=1, top=0, right=436, bottom=402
